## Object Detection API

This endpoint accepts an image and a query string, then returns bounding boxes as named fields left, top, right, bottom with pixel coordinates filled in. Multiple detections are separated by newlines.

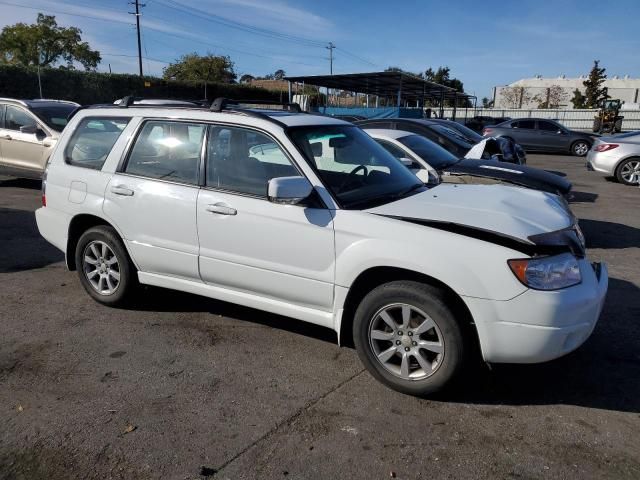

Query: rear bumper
left=35, top=206, right=69, bottom=255
left=464, top=260, right=608, bottom=364
left=586, top=150, right=617, bottom=175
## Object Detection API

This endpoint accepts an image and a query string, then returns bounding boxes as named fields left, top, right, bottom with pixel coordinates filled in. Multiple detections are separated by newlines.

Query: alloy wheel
left=82, top=241, right=121, bottom=295
left=368, top=303, right=444, bottom=380
left=574, top=142, right=589, bottom=156
left=620, top=160, right=640, bottom=184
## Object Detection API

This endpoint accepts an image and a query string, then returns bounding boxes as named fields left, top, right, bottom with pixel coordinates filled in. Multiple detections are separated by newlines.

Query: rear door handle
left=206, top=202, right=237, bottom=215
left=110, top=185, right=134, bottom=196
left=2, top=135, right=12, bottom=140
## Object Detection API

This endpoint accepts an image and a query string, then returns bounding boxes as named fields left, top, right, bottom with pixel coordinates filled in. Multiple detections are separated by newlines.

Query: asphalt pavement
left=1, top=154, right=639, bottom=480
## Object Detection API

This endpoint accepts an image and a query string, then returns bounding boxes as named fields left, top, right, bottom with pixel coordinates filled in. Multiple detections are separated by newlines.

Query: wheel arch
left=614, top=155, right=640, bottom=183
left=66, top=213, right=136, bottom=271
left=337, top=266, right=481, bottom=358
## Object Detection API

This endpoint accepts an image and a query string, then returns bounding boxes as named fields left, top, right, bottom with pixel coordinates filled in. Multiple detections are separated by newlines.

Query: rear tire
left=571, top=140, right=590, bottom=157
left=353, top=281, right=468, bottom=396
left=75, top=226, right=136, bottom=306
left=615, top=158, right=640, bottom=185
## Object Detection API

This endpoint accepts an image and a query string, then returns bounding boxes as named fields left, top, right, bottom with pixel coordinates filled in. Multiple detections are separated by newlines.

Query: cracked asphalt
left=1, top=154, right=639, bottom=479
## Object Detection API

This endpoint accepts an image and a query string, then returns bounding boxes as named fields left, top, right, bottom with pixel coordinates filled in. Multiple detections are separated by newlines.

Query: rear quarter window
left=65, top=117, right=130, bottom=170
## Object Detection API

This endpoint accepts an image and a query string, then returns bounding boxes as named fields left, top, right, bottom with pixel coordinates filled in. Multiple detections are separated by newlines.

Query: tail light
left=483, top=128, right=493, bottom=136
left=41, top=167, right=48, bottom=207
left=594, top=143, right=619, bottom=152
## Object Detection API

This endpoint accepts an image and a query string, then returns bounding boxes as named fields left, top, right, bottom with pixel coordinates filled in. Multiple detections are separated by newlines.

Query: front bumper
left=464, top=259, right=608, bottom=363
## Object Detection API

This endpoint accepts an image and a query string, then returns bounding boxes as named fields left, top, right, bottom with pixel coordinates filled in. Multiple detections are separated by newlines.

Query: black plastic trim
left=377, top=215, right=579, bottom=257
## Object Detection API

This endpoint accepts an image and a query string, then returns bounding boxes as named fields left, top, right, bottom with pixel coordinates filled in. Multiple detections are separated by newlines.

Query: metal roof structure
left=284, top=71, right=476, bottom=117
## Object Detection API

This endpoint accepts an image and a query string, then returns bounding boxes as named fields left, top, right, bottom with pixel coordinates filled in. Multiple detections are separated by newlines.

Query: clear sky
left=1, top=0, right=639, bottom=99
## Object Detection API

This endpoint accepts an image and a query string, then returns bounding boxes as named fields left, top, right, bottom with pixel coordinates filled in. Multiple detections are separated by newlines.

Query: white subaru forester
left=36, top=98, right=608, bottom=396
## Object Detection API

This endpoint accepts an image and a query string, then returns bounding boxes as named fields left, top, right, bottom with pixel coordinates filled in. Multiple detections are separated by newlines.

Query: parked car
left=465, top=115, right=512, bottom=133
left=0, top=98, right=79, bottom=179
left=483, top=118, right=596, bottom=157
left=587, top=130, right=640, bottom=185
left=356, top=118, right=525, bottom=164
left=36, top=98, right=608, bottom=396
left=366, top=129, right=572, bottom=195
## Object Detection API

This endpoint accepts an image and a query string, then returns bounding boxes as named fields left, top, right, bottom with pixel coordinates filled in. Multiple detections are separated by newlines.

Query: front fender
left=333, top=211, right=527, bottom=301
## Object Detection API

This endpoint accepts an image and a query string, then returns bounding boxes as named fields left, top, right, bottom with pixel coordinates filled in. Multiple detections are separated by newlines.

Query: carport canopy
left=284, top=71, right=475, bottom=107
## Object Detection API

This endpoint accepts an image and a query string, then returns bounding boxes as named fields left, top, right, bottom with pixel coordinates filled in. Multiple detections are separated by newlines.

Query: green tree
left=0, top=13, right=100, bottom=70
left=239, top=74, right=255, bottom=83
left=424, top=66, right=467, bottom=106
left=273, top=69, right=286, bottom=80
left=163, top=53, right=236, bottom=85
left=582, top=60, right=608, bottom=108
left=570, top=88, right=587, bottom=108
left=481, top=97, right=492, bottom=108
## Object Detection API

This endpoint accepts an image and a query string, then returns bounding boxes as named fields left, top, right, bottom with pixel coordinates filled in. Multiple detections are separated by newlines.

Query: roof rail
left=0, top=98, right=28, bottom=107
left=210, top=97, right=302, bottom=113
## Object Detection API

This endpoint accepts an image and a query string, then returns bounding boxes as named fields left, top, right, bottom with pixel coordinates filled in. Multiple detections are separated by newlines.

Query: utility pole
left=326, top=42, right=335, bottom=75
left=129, top=0, right=145, bottom=77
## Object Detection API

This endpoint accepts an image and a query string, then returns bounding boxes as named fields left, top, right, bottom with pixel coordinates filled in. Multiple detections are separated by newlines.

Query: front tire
left=75, top=226, right=135, bottom=306
left=571, top=140, right=590, bottom=157
left=615, top=158, right=640, bottom=185
left=353, top=281, right=468, bottom=396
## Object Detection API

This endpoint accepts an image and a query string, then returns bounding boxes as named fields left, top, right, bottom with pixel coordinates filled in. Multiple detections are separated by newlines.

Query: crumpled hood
left=367, top=183, right=573, bottom=242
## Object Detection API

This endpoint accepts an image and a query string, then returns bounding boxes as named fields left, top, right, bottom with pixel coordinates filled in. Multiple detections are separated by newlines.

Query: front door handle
left=2, top=134, right=12, bottom=140
left=206, top=202, right=237, bottom=215
left=110, top=185, right=134, bottom=196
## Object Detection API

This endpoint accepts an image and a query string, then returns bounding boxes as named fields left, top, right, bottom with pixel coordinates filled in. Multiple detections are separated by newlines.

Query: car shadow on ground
left=0, top=208, right=63, bottom=273
left=128, top=285, right=339, bottom=344
left=440, top=277, right=640, bottom=413
left=0, top=177, right=41, bottom=190
left=579, top=218, right=640, bottom=248
left=568, top=191, right=598, bottom=203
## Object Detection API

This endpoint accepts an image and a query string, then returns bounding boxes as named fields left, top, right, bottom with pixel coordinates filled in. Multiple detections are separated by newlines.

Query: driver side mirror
left=20, top=124, right=45, bottom=136
left=268, top=176, right=313, bottom=205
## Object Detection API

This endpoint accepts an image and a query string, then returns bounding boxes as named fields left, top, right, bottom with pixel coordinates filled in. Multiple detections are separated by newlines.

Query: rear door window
left=125, top=120, right=205, bottom=185
left=538, top=120, right=559, bottom=131
left=511, top=120, right=535, bottom=129
left=65, top=117, right=130, bottom=170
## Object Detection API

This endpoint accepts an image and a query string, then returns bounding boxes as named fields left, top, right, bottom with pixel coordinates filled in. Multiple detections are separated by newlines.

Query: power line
left=0, top=0, right=131, bottom=24
left=153, top=0, right=327, bottom=48
left=335, top=47, right=379, bottom=68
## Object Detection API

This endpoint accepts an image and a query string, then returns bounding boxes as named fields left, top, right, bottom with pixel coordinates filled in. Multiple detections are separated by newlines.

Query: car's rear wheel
left=353, top=281, right=468, bottom=396
left=571, top=140, right=590, bottom=157
left=75, top=225, right=135, bottom=306
left=615, top=158, right=640, bottom=185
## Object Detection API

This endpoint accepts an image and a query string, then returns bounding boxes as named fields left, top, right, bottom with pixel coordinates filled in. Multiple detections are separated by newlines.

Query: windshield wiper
left=394, top=182, right=425, bottom=198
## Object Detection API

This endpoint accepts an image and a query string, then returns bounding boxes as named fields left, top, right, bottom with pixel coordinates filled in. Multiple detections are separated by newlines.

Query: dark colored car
left=483, top=118, right=597, bottom=157
left=367, top=129, right=572, bottom=195
left=356, top=117, right=526, bottom=164
left=465, top=115, right=512, bottom=133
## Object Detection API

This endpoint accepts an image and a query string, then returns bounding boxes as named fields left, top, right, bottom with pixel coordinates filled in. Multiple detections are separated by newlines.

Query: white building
left=493, top=75, right=640, bottom=109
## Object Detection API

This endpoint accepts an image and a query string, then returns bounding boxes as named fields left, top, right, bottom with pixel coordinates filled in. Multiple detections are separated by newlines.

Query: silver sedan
left=587, top=131, right=640, bottom=185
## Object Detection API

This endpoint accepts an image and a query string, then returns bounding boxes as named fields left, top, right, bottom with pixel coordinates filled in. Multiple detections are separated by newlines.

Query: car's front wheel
left=75, top=225, right=135, bottom=306
left=353, top=281, right=468, bottom=396
left=615, top=157, right=640, bottom=185
left=571, top=140, right=590, bottom=157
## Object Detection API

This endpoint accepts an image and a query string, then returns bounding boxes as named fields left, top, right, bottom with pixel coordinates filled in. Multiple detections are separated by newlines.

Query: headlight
left=508, top=253, right=581, bottom=290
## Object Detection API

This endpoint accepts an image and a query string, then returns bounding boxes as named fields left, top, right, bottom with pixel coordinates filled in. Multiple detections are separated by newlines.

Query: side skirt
left=137, top=271, right=336, bottom=331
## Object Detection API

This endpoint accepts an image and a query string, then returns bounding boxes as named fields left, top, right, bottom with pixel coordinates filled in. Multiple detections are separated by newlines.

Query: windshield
left=30, top=104, right=76, bottom=131
left=289, top=125, right=424, bottom=209
left=430, top=124, right=474, bottom=147
left=444, top=121, right=483, bottom=143
left=613, top=130, right=640, bottom=139
left=398, top=135, right=460, bottom=169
